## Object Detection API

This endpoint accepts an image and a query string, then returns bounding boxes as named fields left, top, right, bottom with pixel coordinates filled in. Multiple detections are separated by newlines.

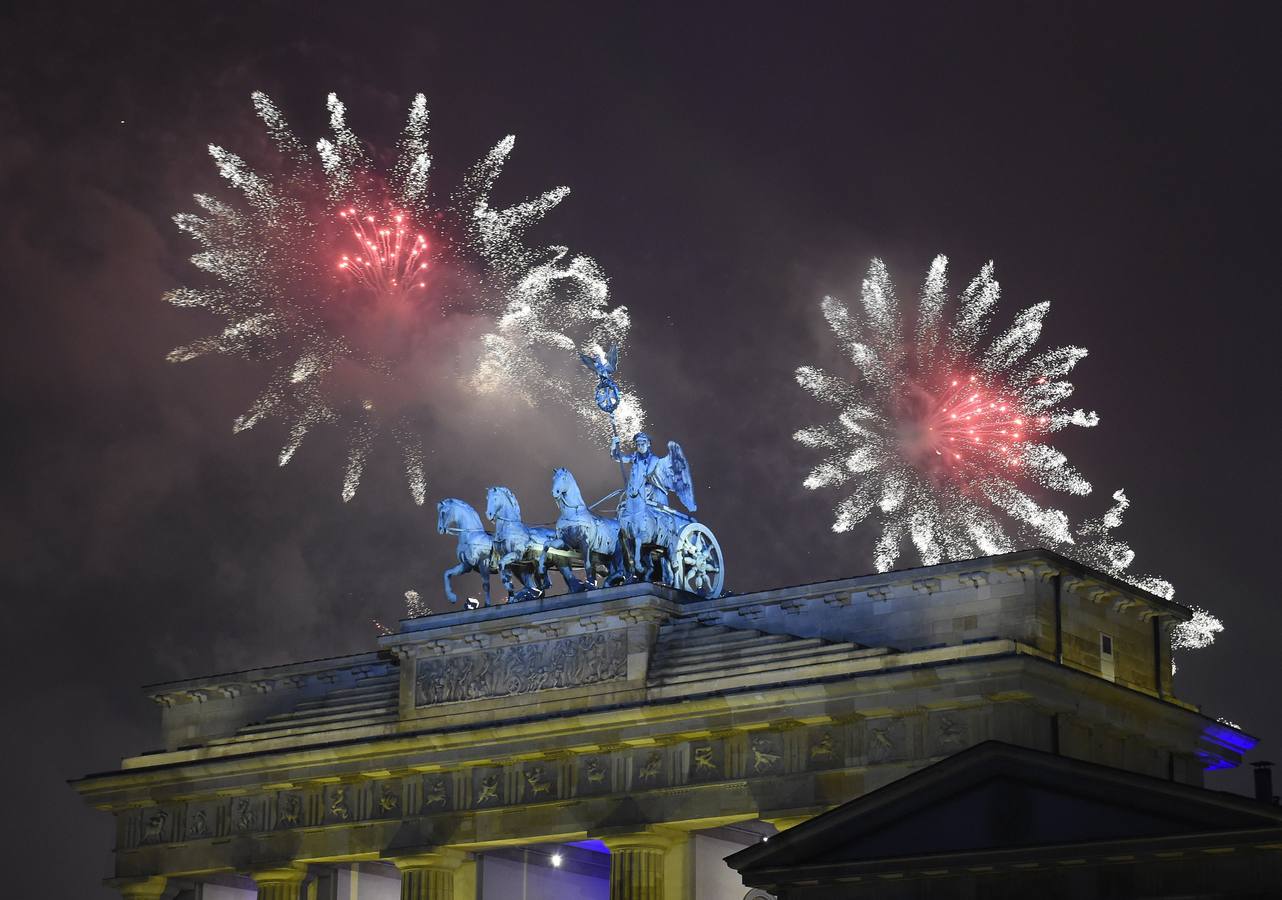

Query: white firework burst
left=167, top=92, right=638, bottom=503
left=794, top=255, right=1171, bottom=600
left=471, top=250, right=644, bottom=441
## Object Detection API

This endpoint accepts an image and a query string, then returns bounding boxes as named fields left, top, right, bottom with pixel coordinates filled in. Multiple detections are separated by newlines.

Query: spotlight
left=550, top=852, right=563, bottom=868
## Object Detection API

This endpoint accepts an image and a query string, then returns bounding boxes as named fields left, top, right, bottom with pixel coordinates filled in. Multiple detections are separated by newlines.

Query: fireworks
left=167, top=92, right=638, bottom=502
left=794, top=255, right=1170, bottom=598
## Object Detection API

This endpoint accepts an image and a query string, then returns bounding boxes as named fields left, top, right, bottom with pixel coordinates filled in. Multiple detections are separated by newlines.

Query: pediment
left=731, top=741, right=1282, bottom=871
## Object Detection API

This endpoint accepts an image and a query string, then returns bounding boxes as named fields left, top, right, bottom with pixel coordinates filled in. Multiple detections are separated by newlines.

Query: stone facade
left=74, top=549, right=1251, bottom=899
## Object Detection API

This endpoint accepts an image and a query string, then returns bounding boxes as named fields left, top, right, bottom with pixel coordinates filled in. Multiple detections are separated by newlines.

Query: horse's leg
left=567, top=536, right=589, bottom=591
left=612, top=544, right=627, bottom=586
left=443, top=560, right=466, bottom=604
left=480, top=567, right=492, bottom=607
left=633, top=536, right=646, bottom=582
left=518, top=567, right=543, bottom=602
left=558, top=562, right=582, bottom=593
left=498, top=552, right=520, bottom=599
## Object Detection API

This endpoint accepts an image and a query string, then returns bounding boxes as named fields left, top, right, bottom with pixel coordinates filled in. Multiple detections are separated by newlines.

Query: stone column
left=252, top=863, right=309, bottom=900
left=110, top=876, right=167, bottom=900
left=392, top=850, right=468, bottom=900
left=602, top=828, right=690, bottom=900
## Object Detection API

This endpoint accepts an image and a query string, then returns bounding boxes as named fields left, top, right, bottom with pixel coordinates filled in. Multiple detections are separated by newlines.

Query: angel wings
left=654, top=440, right=697, bottom=512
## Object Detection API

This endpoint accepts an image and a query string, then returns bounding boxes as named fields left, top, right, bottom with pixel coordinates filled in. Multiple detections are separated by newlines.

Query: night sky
left=3, top=3, right=1280, bottom=895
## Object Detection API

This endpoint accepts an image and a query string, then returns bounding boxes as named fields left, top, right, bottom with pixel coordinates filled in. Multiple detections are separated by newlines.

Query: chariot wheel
left=673, top=521, right=725, bottom=598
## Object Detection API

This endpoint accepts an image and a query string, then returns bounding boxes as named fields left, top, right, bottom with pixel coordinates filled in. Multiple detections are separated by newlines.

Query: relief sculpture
left=187, top=809, right=208, bottom=839
left=637, top=751, right=663, bottom=783
left=524, top=766, right=552, bottom=798
left=141, top=809, right=168, bottom=844
left=379, top=784, right=400, bottom=812
left=423, top=778, right=448, bottom=809
left=277, top=794, right=301, bottom=827
left=415, top=632, right=627, bottom=706
left=233, top=797, right=255, bottom=832
left=751, top=737, right=782, bottom=773
left=810, top=731, right=837, bottom=762
left=329, top=787, right=351, bottom=821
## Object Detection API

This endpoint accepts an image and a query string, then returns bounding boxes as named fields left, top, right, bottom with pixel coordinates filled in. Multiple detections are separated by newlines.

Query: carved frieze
left=140, top=808, right=168, bottom=844
left=378, top=782, right=401, bottom=816
left=866, top=718, right=906, bottom=763
left=522, top=764, right=554, bottom=800
left=689, top=741, right=723, bottom=781
left=232, top=797, right=256, bottom=832
left=327, top=786, right=352, bottom=822
left=276, top=793, right=302, bottom=828
left=750, top=736, right=782, bottom=774
left=808, top=729, right=841, bottom=768
left=422, top=775, right=450, bottom=812
left=474, top=771, right=502, bottom=807
left=415, top=632, right=628, bottom=706
left=929, top=710, right=977, bottom=755
left=634, top=749, right=665, bottom=787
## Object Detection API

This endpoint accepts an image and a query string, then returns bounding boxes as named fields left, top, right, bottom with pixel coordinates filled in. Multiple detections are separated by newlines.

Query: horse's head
left=551, top=467, right=580, bottom=508
left=437, top=499, right=451, bottom=534
left=485, top=486, right=519, bottom=522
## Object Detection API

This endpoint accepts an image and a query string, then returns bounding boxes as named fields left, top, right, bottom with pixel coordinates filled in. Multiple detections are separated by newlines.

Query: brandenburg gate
left=73, top=548, right=1247, bottom=900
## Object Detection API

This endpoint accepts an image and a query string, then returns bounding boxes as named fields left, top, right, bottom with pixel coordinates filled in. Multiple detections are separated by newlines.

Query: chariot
left=437, top=346, right=725, bottom=605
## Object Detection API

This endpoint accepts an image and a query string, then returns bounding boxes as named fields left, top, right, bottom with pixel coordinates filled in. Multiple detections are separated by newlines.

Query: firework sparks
left=336, top=209, right=429, bottom=297
left=167, top=92, right=638, bottom=502
left=794, top=255, right=1173, bottom=598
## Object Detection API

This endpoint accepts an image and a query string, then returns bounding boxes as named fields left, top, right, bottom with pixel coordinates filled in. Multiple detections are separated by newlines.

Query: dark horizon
left=3, top=3, right=1280, bottom=895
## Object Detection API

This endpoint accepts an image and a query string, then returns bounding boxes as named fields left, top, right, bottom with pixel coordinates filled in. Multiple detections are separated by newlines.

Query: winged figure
left=611, top=432, right=696, bottom=512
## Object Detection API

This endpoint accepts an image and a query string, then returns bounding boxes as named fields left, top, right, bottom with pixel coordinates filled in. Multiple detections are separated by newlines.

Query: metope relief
left=187, top=808, right=210, bottom=839
left=422, top=776, right=450, bottom=812
left=232, top=797, right=256, bottom=832
left=378, top=781, right=402, bottom=816
left=415, top=632, right=628, bottom=706
left=476, top=774, right=501, bottom=806
left=750, top=736, right=782, bottom=774
left=523, top=764, right=554, bottom=800
left=929, top=710, right=976, bottom=755
left=586, top=757, right=606, bottom=782
left=866, top=717, right=907, bottom=763
left=140, top=808, right=168, bottom=844
left=634, top=749, right=666, bottom=788
left=326, top=786, right=352, bottom=823
left=276, top=793, right=302, bottom=828
left=689, top=741, right=723, bottom=782
left=808, top=729, right=841, bottom=768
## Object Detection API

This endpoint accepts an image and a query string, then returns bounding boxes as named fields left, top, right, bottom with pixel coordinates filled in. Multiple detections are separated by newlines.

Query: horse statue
left=436, top=498, right=495, bottom=606
left=485, top=485, right=576, bottom=601
left=552, top=468, right=626, bottom=589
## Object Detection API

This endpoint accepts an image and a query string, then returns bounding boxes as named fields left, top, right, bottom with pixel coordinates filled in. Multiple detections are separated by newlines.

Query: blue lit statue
left=436, top=498, right=495, bottom=606
left=612, top=432, right=717, bottom=589
left=486, top=485, right=580, bottom=601
left=436, top=346, right=725, bottom=603
left=580, top=345, right=621, bottom=415
left=552, top=467, right=626, bottom=590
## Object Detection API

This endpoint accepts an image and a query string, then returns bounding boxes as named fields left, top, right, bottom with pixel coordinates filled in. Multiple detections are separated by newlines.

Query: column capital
left=107, top=875, right=168, bottom=900
left=251, top=862, right=310, bottom=882
left=762, top=814, right=813, bottom=832
left=597, top=825, right=686, bottom=852
left=252, top=863, right=309, bottom=900
left=392, top=850, right=468, bottom=900
left=389, top=847, right=469, bottom=871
